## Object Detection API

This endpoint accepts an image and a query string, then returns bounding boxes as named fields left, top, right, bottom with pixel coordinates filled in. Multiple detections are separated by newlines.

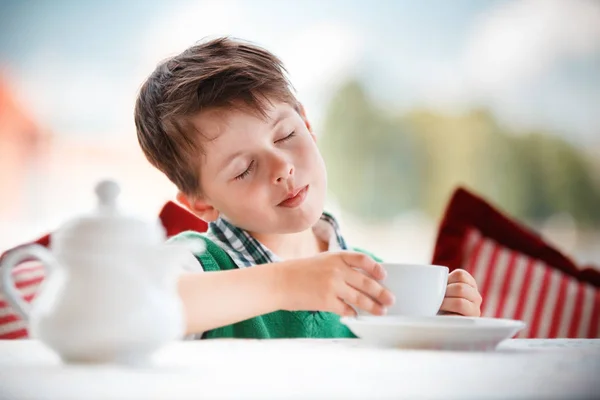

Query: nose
left=271, top=153, right=294, bottom=184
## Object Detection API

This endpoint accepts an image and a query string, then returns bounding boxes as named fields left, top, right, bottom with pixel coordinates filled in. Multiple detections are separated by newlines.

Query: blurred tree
left=320, top=80, right=419, bottom=221
left=509, top=133, right=600, bottom=227
left=321, top=80, right=600, bottom=228
left=400, top=109, right=505, bottom=218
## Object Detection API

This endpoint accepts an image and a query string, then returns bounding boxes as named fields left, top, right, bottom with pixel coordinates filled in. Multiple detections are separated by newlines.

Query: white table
left=1, top=339, right=599, bottom=399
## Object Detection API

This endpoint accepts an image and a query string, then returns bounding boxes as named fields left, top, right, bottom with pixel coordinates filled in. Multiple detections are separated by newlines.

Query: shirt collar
left=206, top=212, right=348, bottom=269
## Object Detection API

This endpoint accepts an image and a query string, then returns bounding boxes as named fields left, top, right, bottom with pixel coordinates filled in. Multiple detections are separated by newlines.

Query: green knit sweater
left=173, top=231, right=381, bottom=339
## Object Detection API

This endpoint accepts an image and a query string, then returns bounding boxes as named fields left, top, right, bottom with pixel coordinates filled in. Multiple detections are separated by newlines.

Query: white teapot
left=0, top=180, right=190, bottom=364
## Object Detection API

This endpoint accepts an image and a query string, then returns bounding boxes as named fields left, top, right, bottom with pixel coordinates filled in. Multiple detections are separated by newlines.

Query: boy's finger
left=346, top=269, right=395, bottom=307
left=439, top=297, right=480, bottom=317
left=448, top=269, right=478, bottom=288
left=339, top=286, right=387, bottom=316
left=341, top=252, right=386, bottom=280
left=331, top=299, right=357, bottom=317
left=444, top=283, right=482, bottom=304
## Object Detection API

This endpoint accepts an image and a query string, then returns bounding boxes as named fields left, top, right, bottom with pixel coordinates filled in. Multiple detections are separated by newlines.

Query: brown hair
left=134, top=36, right=297, bottom=195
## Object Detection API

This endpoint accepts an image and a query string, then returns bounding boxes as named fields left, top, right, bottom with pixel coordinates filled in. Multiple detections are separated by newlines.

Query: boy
left=134, top=37, right=482, bottom=339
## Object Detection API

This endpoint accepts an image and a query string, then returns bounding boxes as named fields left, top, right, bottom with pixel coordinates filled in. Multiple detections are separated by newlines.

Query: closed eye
left=276, top=131, right=295, bottom=143
left=235, top=160, right=255, bottom=181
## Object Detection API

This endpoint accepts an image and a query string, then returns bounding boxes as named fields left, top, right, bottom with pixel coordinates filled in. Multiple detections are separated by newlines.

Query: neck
left=250, top=227, right=328, bottom=260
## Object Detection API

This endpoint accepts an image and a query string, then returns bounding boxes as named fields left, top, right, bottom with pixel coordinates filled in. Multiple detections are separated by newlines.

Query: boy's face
left=184, top=101, right=327, bottom=235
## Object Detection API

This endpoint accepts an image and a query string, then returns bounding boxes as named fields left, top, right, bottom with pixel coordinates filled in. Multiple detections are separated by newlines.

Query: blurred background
left=1, top=0, right=599, bottom=265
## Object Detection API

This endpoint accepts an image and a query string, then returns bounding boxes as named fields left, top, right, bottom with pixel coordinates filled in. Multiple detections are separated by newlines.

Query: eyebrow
left=218, top=150, right=244, bottom=173
left=269, top=109, right=291, bottom=130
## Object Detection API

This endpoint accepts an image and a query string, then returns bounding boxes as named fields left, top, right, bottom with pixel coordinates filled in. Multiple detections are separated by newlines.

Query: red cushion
left=0, top=201, right=207, bottom=339
left=158, top=201, right=208, bottom=237
left=0, top=261, right=45, bottom=339
left=432, top=187, right=600, bottom=338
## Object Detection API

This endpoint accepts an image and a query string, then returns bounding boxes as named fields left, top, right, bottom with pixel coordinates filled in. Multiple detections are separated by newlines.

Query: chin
left=280, top=199, right=325, bottom=233
left=286, top=211, right=321, bottom=233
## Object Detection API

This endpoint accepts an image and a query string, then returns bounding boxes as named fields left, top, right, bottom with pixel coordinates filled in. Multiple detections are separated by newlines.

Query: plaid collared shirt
left=205, top=212, right=349, bottom=268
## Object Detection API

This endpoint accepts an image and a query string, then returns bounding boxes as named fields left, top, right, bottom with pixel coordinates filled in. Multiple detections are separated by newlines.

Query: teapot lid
left=52, top=180, right=166, bottom=253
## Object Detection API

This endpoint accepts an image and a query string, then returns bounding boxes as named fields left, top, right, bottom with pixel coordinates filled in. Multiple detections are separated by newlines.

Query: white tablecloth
left=1, top=339, right=599, bottom=399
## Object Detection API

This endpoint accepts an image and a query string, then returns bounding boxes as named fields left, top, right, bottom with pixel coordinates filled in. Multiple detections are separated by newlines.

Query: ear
left=176, top=191, right=220, bottom=222
left=297, top=103, right=315, bottom=140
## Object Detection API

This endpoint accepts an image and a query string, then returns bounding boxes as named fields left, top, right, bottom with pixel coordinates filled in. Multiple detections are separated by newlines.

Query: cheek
left=295, top=137, right=320, bottom=164
left=223, top=182, right=269, bottom=212
left=298, top=140, right=326, bottom=176
left=224, top=193, right=270, bottom=226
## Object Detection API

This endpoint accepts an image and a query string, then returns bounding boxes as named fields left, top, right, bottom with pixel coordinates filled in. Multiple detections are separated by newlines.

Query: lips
left=278, top=185, right=309, bottom=208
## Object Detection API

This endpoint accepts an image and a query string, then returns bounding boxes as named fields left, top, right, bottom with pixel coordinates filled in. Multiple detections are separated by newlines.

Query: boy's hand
left=439, top=269, right=482, bottom=317
left=277, top=252, right=395, bottom=317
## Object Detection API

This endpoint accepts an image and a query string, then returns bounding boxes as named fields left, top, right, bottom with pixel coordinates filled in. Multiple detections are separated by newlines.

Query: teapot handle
left=0, top=244, right=59, bottom=321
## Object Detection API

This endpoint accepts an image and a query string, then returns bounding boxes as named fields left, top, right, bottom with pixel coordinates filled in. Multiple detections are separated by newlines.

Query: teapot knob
left=95, top=180, right=121, bottom=210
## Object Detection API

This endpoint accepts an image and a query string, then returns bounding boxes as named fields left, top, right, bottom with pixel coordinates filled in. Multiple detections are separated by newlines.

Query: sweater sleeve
left=166, top=231, right=240, bottom=340
left=166, top=230, right=214, bottom=272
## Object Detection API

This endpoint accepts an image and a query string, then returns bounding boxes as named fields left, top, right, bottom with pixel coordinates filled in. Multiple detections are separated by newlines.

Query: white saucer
left=341, top=315, right=526, bottom=351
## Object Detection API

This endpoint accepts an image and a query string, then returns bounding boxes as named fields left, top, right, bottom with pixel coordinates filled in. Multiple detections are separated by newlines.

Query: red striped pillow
left=433, top=187, right=600, bottom=338
left=463, top=229, right=599, bottom=338
left=0, top=261, right=45, bottom=339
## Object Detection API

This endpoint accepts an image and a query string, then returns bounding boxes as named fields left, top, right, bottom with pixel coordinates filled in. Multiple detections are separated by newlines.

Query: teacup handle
left=0, top=244, right=59, bottom=321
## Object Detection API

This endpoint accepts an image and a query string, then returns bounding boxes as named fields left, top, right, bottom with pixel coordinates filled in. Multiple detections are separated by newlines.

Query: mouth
left=278, top=185, right=309, bottom=208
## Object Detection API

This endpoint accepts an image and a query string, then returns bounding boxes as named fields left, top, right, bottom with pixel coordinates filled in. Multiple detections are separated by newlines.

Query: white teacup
left=360, top=263, right=449, bottom=317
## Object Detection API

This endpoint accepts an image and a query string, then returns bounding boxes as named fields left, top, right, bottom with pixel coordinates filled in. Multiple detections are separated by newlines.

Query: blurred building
left=0, top=74, right=50, bottom=221
left=0, top=74, right=175, bottom=251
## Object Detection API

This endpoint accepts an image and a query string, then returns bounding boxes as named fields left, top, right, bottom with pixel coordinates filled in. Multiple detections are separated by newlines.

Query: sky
left=1, top=0, right=599, bottom=145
